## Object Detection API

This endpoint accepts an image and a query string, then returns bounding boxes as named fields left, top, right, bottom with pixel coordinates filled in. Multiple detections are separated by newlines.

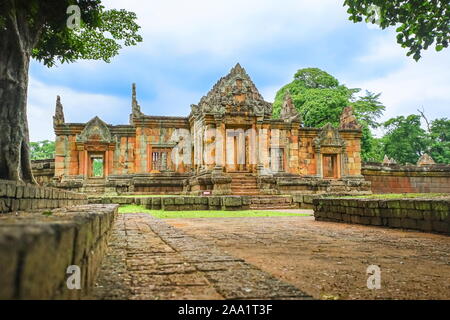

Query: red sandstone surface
left=168, top=215, right=450, bottom=300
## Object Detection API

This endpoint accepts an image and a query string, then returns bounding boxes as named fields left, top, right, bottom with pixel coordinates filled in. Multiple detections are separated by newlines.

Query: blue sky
left=28, top=0, right=450, bottom=141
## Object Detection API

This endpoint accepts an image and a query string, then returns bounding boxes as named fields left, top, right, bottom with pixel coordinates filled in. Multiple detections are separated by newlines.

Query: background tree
left=382, top=115, right=430, bottom=164
left=30, top=140, right=56, bottom=160
left=351, top=91, right=386, bottom=162
left=344, top=0, right=450, bottom=61
left=428, top=118, right=450, bottom=164
left=273, top=68, right=357, bottom=127
left=273, top=68, right=385, bottom=161
left=0, top=0, right=142, bottom=183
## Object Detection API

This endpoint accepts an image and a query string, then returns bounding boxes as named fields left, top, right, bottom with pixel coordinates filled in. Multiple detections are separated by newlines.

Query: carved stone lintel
left=314, top=123, right=345, bottom=148
left=77, top=116, right=113, bottom=144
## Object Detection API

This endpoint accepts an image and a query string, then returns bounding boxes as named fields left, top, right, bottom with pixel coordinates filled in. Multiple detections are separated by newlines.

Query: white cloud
left=357, top=33, right=408, bottom=63
left=350, top=36, right=450, bottom=122
left=27, top=78, right=128, bottom=141
left=106, top=0, right=349, bottom=56
left=138, top=81, right=203, bottom=117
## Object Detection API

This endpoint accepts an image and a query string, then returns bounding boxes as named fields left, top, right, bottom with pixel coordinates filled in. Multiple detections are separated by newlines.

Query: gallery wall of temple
left=51, top=64, right=366, bottom=195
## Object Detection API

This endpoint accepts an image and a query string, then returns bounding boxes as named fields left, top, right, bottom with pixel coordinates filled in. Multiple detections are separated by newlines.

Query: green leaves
left=344, top=0, right=450, bottom=61
left=30, top=140, right=55, bottom=160
left=24, top=1, right=143, bottom=67
left=273, top=68, right=356, bottom=127
left=294, top=68, right=340, bottom=89
left=273, top=68, right=388, bottom=162
left=429, top=118, right=450, bottom=164
left=382, top=115, right=429, bottom=164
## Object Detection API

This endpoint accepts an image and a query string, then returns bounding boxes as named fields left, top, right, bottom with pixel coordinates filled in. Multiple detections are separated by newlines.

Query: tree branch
left=417, top=107, right=431, bottom=132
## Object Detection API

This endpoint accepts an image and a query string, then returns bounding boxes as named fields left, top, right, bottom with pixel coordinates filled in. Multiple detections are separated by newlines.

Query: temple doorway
left=89, top=153, right=105, bottom=179
left=322, top=154, right=338, bottom=179
left=226, top=129, right=249, bottom=172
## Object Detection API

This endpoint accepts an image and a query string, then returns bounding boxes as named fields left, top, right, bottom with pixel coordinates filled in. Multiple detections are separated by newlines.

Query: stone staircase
left=249, top=196, right=298, bottom=210
left=82, top=180, right=106, bottom=194
left=230, top=173, right=260, bottom=196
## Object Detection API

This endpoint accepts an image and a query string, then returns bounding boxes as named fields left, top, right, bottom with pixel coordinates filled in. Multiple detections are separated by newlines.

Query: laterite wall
left=362, top=163, right=450, bottom=194
left=0, top=204, right=118, bottom=300
left=313, top=198, right=450, bottom=235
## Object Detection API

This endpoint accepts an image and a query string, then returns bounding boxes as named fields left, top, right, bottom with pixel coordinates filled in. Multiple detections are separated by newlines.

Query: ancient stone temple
left=53, top=64, right=369, bottom=195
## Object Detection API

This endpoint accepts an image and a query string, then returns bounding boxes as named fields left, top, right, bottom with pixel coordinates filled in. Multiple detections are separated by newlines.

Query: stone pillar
left=315, top=146, right=322, bottom=178
left=340, top=145, right=348, bottom=179
left=203, top=123, right=216, bottom=171
left=105, top=150, right=109, bottom=177
left=84, top=150, right=89, bottom=177
left=78, top=148, right=84, bottom=176
left=215, top=120, right=225, bottom=170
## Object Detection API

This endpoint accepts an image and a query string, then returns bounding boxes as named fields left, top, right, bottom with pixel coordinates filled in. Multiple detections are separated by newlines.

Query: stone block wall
left=31, top=159, right=55, bottom=186
left=0, top=204, right=118, bottom=300
left=93, top=194, right=322, bottom=210
left=0, top=180, right=87, bottom=214
left=313, top=198, right=450, bottom=235
left=362, top=163, right=450, bottom=194
left=96, top=195, right=251, bottom=211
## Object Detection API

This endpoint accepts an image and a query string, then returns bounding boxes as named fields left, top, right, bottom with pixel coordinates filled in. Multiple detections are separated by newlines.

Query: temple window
left=151, top=149, right=171, bottom=172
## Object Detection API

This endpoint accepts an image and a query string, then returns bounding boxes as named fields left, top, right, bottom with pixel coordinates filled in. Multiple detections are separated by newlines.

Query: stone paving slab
left=168, top=216, right=450, bottom=300
left=92, top=213, right=312, bottom=300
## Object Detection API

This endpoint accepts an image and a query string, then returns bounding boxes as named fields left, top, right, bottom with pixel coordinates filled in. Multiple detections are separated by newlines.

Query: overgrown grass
left=119, top=205, right=312, bottom=219
left=337, top=193, right=448, bottom=199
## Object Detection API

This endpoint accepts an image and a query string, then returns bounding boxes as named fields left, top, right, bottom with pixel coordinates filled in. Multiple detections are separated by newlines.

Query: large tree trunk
left=0, top=8, right=38, bottom=183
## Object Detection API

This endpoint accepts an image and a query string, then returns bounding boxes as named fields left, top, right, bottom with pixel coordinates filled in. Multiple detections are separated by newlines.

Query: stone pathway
left=168, top=216, right=450, bottom=300
left=91, top=213, right=312, bottom=300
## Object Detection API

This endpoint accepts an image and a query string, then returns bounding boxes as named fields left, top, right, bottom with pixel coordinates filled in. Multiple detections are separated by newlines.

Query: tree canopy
left=0, top=0, right=142, bottom=67
left=30, top=140, right=55, bottom=160
left=382, top=115, right=430, bottom=164
left=344, top=0, right=450, bottom=61
left=429, top=118, right=450, bottom=164
left=273, top=68, right=385, bottom=161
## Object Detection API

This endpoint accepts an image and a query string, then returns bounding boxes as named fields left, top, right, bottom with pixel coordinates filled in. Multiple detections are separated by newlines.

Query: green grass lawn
left=336, top=193, right=449, bottom=199
left=111, top=195, right=184, bottom=198
left=119, top=205, right=312, bottom=219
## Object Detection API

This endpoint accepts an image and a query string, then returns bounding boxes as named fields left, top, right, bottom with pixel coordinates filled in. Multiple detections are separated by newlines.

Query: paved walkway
left=168, top=216, right=450, bottom=300
left=92, top=213, right=312, bottom=300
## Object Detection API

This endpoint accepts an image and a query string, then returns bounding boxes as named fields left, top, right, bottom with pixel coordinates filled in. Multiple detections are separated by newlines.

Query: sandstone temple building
left=52, top=64, right=369, bottom=195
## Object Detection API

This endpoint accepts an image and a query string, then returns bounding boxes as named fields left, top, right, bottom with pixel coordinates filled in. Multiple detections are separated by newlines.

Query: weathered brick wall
left=313, top=198, right=450, bottom=235
left=31, top=159, right=55, bottom=186
left=362, top=163, right=450, bottom=194
left=0, top=180, right=87, bottom=213
left=0, top=204, right=118, bottom=300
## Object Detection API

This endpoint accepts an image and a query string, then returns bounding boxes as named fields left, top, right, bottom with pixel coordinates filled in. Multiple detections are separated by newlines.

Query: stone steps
left=250, top=205, right=297, bottom=210
left=230, top=173, right=261, bottom=196
left=249, top=195, right=297, bottom=209
left=82, top=185, right=106, bottom=194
